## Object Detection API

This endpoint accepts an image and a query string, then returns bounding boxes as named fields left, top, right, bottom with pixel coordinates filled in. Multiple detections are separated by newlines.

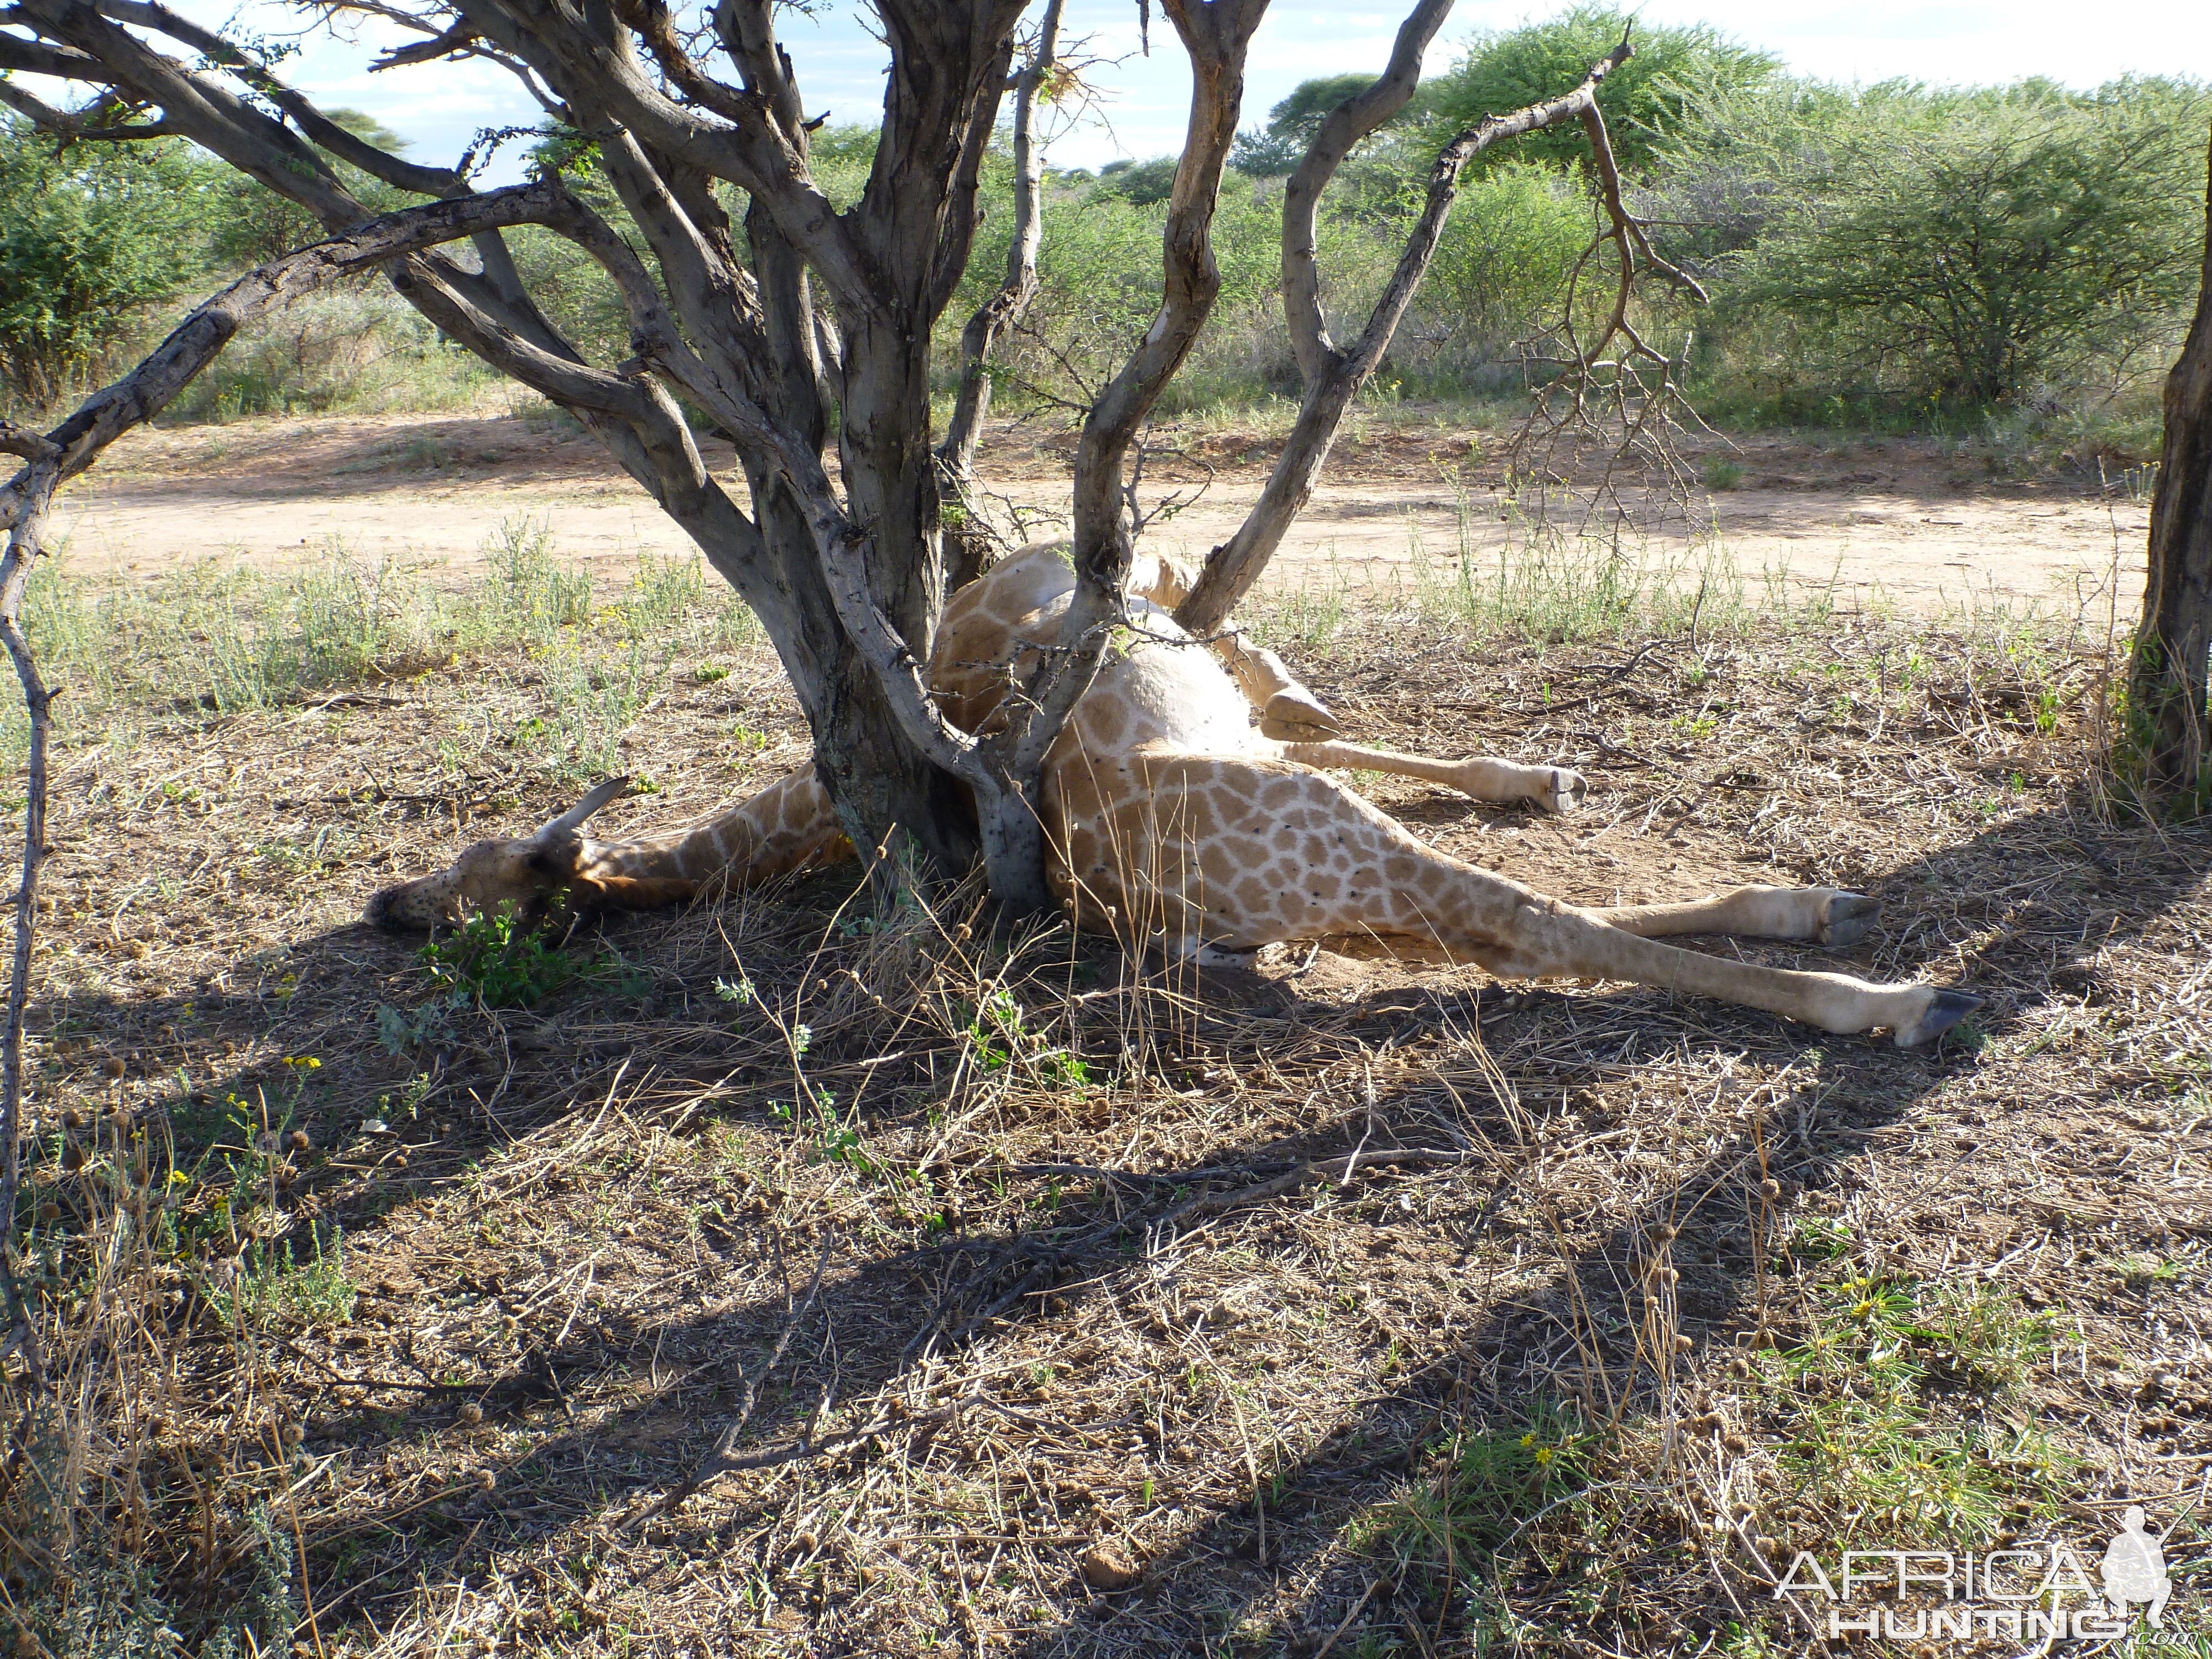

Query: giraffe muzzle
left=364, top=880, right=449, bottom=933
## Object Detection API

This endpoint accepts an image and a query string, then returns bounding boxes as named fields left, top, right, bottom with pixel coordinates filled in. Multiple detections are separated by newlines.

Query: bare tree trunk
left=2131, top=132, right=2212, bottom=803
left=938, top=0, right=1066, bottom=592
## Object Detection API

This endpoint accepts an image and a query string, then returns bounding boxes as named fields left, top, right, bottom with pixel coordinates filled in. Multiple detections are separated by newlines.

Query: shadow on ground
left=41, top=797, right=2210, bottom=1652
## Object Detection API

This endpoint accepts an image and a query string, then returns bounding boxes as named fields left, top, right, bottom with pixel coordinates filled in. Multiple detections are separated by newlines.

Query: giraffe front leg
left=1277, top=740, right=1587, bottom=815
left=1594, top=886, right=1884, bottom=948
left=1211, top=632, right=1343, bottom=739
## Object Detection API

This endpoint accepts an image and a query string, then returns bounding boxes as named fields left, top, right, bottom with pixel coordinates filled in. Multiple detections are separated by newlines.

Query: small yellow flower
left=1534, top=1447, right=1555, bottom=1466
left=1520, top=1434, right=1535, bottom=1448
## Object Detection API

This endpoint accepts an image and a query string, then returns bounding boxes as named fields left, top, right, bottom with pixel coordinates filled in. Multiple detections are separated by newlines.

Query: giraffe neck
left=575, top=770, right=842, bottom=891
left=580, top=819, right=737, bottom=883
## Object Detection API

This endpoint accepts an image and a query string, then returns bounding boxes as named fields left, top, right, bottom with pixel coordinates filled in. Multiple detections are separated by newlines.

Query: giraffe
left=367, top=543, right=1979, bottom=1047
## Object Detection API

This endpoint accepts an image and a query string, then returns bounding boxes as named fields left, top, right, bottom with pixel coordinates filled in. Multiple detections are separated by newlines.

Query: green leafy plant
left=211, top=1227, right=355, bottom=1331
left=418, top=903, right=581, bottom=1008
left=964, top=988, right=1094, bottom=1088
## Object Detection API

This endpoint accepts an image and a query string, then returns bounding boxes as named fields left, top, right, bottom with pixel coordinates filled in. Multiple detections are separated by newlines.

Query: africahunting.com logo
left=1776, top=1508, right=2174, bottom=1642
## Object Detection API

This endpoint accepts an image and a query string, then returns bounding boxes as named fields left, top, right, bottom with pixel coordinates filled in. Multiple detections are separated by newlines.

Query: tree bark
left=938, top=0, right=1066, bottom=592
left=2131, top=131, right=2212, bottom=802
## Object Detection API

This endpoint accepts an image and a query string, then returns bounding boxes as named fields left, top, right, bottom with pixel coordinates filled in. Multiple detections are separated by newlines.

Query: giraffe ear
left=570, top=873, right=697, bottom=912
left=534, top=776, right=630, bottom=845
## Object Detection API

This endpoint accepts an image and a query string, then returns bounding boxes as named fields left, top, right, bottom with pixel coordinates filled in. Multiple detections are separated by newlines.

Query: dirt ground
left=9, top=539, right=2210, bottom=1655
left=54, top=408, right=2149, bottom=624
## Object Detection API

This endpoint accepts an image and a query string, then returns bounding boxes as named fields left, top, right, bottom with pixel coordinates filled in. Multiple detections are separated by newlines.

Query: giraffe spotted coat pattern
left=367, top=544, right=1978, bottom=1046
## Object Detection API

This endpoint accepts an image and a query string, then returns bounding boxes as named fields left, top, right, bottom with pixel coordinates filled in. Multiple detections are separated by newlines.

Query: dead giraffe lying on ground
left=368, top=543, right=1979, bottom=1046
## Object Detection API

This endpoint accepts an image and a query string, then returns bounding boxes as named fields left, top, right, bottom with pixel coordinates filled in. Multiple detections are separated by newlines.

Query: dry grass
left=1, top=545, right=2208, bottom=1657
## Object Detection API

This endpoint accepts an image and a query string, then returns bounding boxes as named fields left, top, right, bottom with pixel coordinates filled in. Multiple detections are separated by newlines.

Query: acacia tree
left=0, top=0, right=1673, bottom=909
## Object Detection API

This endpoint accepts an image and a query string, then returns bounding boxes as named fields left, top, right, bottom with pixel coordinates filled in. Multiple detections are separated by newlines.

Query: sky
left=100, top=0, right=2212, bottom=185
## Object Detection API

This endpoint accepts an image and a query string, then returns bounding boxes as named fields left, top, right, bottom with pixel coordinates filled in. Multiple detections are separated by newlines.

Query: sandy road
left=50, top=411, right=2147, bottom=624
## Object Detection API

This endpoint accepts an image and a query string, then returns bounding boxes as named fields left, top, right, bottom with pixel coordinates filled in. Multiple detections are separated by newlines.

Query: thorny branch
left=1179, top=25, right=1692, bottom=633
left=0, top=419, right=57, bottom=1461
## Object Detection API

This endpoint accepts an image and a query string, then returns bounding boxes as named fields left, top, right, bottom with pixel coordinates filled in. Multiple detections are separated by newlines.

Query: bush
left=0, top=116, right=212, bottom=408
left=1418, top=161, right=1592, bottom=373
left=1423, top=4, right=1777, bottom=177
left=1230, top=72, right=1391, bottom=178
left=1092, top=155, right=1181, bottom=206
left=167, top=289, right=493, bottom=420
left=1681, top=75, right=2210, bottom=410
left=207, top=108, right=414, bottom=268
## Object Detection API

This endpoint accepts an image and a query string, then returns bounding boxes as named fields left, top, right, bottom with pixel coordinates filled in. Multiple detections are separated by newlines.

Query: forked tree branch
left=1507, top=84, right=1714, bottom=538
left=1178, top=28, right=1665, bottom=634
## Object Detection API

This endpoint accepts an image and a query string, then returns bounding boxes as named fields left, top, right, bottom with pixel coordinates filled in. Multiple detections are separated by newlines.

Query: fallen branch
left=650, top=1239, right=833, bottom=1514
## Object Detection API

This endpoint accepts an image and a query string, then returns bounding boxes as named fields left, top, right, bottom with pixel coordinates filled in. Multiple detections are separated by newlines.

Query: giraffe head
left=364, top=778, right=631, bottom=933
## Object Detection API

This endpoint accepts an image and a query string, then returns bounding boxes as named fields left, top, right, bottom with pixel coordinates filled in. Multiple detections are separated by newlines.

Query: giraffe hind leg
left=1594, top=886, right=1884, bottom=948
left=1070, top=754, right=1971, bottom=1045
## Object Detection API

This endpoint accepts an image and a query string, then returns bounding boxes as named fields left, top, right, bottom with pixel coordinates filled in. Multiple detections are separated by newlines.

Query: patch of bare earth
left=8, top=601, right=2210, bottom=1656
left=55, top=410, right=2148, bottom=622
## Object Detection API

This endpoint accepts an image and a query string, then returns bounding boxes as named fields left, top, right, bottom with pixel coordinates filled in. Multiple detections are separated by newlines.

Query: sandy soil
left=52, top=408, right=2147, bottom=622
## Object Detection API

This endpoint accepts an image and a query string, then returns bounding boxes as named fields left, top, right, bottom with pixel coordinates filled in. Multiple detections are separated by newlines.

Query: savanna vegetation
left=3, top=7, right=2205, bottom=460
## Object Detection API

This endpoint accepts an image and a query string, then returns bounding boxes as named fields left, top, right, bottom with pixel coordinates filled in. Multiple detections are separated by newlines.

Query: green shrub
left=1674, top=75, right=2210, bottom=413
left=1419, top=160, right=1592, bottom=372
left=207, top=108, right=414, bottom=268
left=419, top=903, right=582, bottom=1008
left=169, top=289, right=492, bottom=420
left=1422, top=4, right=1778, bottom=176
left=0, top=115, right=212, bottom=408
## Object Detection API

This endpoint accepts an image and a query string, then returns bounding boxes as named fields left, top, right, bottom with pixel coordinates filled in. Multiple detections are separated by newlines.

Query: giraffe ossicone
left=367, top=542, right=1979, bottom=1048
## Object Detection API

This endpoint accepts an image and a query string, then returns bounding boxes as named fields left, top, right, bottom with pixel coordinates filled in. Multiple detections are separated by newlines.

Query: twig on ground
left=650, top=1238, right=834, bottom=1514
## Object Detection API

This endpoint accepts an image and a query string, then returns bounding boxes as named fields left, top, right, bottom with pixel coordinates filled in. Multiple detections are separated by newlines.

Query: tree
left=208, top=108, right=413, bottom=268
left=2132, top=128, right=2212, bottom=804
left=1692, top=78, right=2208, bottom=407
left=1232, top=72, right=1387, bottom=177
left=1425, top=3, right=1776, bottom=177
left=0, top=0, right=1678, bottom=912
left=0, top=113, right=209, bottom=406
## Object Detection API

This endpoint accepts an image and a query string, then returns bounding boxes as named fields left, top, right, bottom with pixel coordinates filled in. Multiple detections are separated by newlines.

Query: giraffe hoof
left=1260, top=688, right=1343, bottom=742
left=1540, top=768, right=1588, bottom=814
left=1817, top=891, right=1882, bottom=948
left=1892, top=988, right=1981, bottom=1048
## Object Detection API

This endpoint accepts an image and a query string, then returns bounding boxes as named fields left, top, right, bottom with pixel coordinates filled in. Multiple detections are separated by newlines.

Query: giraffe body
left=367, top=543, right=1977, bottom=1047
